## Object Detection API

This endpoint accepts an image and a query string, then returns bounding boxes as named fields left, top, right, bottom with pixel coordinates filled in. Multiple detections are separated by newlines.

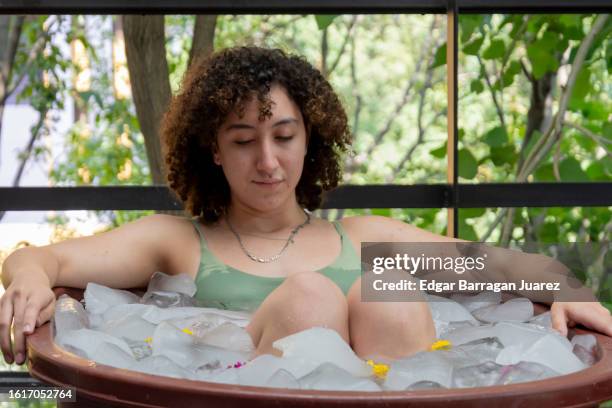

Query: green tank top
left=190, top=218, right=362, bottom=312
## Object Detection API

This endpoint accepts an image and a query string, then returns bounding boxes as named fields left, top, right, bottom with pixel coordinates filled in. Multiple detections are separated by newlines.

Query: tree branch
left=362, top=17, right=440, bottom=161
left=3, top=17, right=58, bottom=104
left=476, top=54, right=506, bottom=129
left=327, top=16, right=358, bottom=77
left=188, top=15, right=216, bottom=67
left=0, top=108, right=48, bottom=222
left=518, top=14, right=609, bottom=181
left=564, top=120, right=612, bottom=156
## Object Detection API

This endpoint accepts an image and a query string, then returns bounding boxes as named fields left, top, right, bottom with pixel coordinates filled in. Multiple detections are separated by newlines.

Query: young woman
left=2, top=46, right=610, bottom=367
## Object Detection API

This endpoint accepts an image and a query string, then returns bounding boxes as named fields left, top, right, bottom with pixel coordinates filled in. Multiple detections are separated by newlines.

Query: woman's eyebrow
left=224, top=117, right=298, bottom=131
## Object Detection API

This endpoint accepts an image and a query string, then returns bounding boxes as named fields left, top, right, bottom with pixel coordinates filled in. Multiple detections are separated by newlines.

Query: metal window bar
left=0, top=0, right=611, bottom=384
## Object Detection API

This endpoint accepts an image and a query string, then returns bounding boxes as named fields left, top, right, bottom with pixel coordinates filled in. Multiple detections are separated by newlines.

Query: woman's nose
left=255, top=140, right=279, bottom=173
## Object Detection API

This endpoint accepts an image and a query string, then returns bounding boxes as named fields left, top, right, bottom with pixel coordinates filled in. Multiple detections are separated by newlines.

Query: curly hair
left=161, top=46, right=351, bottom=224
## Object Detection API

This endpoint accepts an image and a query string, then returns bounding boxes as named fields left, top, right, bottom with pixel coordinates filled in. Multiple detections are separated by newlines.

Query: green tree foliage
left=3, top=14, right=609, bottom=297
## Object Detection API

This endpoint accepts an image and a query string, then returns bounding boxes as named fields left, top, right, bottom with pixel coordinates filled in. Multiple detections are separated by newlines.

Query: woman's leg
left=346, top=275, right=436, bottom=361
left=246, top=271, right=349, bottom=357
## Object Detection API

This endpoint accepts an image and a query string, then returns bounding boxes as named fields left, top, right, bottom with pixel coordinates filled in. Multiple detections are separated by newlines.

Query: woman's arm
left=345, top=215, right=612, bottom=337
left=0, top=213, right=198, bottom=364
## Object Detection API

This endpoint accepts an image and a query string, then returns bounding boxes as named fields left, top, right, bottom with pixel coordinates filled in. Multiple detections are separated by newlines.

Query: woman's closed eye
left=234, top=139, right=254, bottom=145
left=276, top=135, right=294, bottom=142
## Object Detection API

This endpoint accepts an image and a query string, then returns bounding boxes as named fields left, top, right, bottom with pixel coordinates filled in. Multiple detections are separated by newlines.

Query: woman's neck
left=225, top=200, right=307, bottom=235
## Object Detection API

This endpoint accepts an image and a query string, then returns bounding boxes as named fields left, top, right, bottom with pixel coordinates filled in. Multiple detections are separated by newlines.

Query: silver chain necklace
left=226, top=210, right=311, bottom=263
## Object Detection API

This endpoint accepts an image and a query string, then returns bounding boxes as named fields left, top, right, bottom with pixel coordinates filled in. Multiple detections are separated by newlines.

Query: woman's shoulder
left=338, top=215, right=451, bottom=243
left=129, top=214, right=203, bottom=246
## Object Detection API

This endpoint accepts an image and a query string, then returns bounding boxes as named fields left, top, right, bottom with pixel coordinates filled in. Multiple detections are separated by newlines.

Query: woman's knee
left=256, top=271, right=349, bottom=334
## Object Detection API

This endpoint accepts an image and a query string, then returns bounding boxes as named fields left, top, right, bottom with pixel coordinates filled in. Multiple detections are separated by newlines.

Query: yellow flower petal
left=430, top=339, right=452, bottom=351
left=366, top=359, right=389, bottom=379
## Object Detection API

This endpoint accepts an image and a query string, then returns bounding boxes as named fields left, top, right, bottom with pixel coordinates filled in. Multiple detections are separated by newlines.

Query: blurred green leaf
left=586, top=161, right=607, bottom=181
left=430, top=142, right=447, bottom=158
left=569, top=67, right=592, bottom=107
left=484, top=126, right=508, bottom=148
left=432, top=43, right=446, bottom=68
left=315, top=15, right=338, bottom=30
left=490, top=145, right=516, bottom=166
left=462, top=208, right=486, bottom=219
left=539, top=222, right=559, bottom=243
left=559, top=14, right=581, bottom=28
left=470, top=79, right=484, bottom=93
left=458, top=148, right=478, bottom=179
left=559, top=158, right=589, bottom=181
left=534, top=163, right=555, bottom=181
left=459, top=218, right=478, bottom=241
left=482, top=39, right=506, bottom=60
left=459, top=15, right=483, bottom=43
left=462, top=35, right=484, bottom=56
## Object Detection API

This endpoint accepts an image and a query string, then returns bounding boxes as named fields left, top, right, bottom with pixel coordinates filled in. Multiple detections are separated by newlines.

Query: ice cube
left=444, top=321, right=552, bottom=349
left=298, top=363, right=381, bottom=391
left=453, top=361, right=504, bottom=388
left=141, top=291, right=197, bottom=308
left=404, top=381, right=444, bottom=390
left=56, top=328, right=134, bottom=359
left=451, top=291, right=502, bottom=312
left=84, top=283, right=140, bottom=315
left=145, top=271, right=197, bottom=297
left=442, top=337, right=503, bottom=368
left=496, top=361, right=559, bottom=385
left=124, top=338, right=153, bottom=360
left=196, top=322, right=254, bottom=353
left=272, top=327, right=371, bottom=377
left=528, top=311, right=552, bottom=329
left=97, top=315, right=156, bottom=342
left=495, top=333, right=585, bottom=374
left=237, top=354, right=318, bottom=386
left=571, top=334, right=597, bottom=351
left=151, top=322, right=249, bottom=370
left=426, top=294, right=478, bottom=325
left=571, top=334, right=598, bottom=366
left=384, top=352, right=453, bottom=390
left=54, top=295, right=90, bottom=334
left=198, top=367, right=239, bottom=384
left=89, top=342, right=136, bottom=369
left=472, top=298, right=533, bottom=323
left=128, top=355, right=195, bottom=379
left=265, top=369, right=301, bottom=389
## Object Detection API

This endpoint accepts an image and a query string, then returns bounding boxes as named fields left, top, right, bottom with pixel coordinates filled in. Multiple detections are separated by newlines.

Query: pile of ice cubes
left=52, top=272, right=599, bottom=391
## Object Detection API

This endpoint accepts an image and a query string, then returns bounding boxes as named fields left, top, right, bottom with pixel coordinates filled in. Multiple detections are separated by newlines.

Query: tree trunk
left=122, top=15, right=171, bottom=185
left=188, top=15, right=217, bottom=67
left=0, top=15, right=24, bottom=168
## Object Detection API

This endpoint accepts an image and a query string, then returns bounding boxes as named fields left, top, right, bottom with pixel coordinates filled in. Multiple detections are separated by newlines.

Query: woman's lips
left=253, top=180, right=283, bottom=187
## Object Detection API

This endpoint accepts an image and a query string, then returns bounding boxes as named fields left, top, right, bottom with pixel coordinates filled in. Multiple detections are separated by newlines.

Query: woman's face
left=214, top=85, right=308, bottom=213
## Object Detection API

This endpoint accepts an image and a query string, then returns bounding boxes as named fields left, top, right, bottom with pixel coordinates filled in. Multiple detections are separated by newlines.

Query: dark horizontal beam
left=0, top=0, right=609, bottom=14
left=0, top=186, right=184, bottom=211
left=0, top=371, right=44, bottom=388
left=0, top=183, right=610, bottom=211
left=456, top=183, right=612, bottom=208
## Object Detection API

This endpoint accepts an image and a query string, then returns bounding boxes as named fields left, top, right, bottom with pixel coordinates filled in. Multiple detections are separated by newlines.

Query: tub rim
left=25, top=287, right=612, bottom=407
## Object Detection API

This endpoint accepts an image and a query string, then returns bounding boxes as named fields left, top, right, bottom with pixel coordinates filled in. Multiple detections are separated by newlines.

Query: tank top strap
left=189, top=217, right=209, bottom=252
left=331, top=220, right=360, bottom=262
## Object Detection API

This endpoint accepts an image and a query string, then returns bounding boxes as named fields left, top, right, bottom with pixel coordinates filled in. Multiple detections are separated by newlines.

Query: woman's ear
left=212, top=145, right=221, bottom=165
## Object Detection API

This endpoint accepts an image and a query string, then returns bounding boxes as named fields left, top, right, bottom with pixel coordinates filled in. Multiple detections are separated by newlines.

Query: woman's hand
left=0, top=279, right=55, bottom=365
left=551, top=301, right=612, bottom=337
